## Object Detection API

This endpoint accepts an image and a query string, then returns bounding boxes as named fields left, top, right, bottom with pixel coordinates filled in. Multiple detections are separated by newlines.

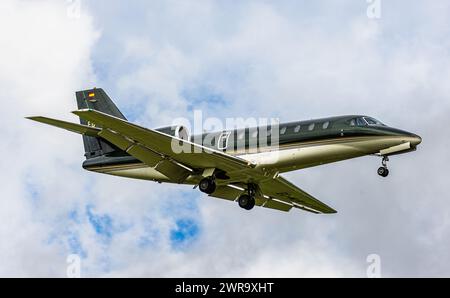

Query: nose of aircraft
left=381, top=126, right=422, bottom=147
left=381, top=127, right=422, bottom=146
left=410, top=133, right=422, bottom=146
left=399, top=129, right=422, bottom=147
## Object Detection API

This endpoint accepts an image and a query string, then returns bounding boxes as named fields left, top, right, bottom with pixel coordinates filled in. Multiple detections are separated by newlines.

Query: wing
left=72, top=109, right=254, bottom=179
left=258, top=176, right=337, bottom=214
left=209, top=176, right=336, bottom=214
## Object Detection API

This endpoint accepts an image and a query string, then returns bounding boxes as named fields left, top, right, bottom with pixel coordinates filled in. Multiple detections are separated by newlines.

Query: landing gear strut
left=377, top=156, right=389, bottom=177
left=199, top=177, right=216, bottom=194
left=238, top=184, right=256, bottom=210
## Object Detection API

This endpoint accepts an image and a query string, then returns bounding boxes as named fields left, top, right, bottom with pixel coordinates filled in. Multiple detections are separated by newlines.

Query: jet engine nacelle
left=156, top=125, right=190, bottom=141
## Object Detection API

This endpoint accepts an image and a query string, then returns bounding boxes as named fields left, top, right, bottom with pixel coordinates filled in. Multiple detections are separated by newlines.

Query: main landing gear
left=199, top=176, right=216, bottom=194
left=198, top=176, right=256, bottom=211
left=238, top=184, right=256, bottom=211
left=377, top=156, right=389, bottom=177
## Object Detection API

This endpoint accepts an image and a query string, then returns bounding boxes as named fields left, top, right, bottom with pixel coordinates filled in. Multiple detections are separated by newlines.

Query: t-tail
left=75, top=88, right=126, bottom=159
left=26, top=88, right=127, bottom=160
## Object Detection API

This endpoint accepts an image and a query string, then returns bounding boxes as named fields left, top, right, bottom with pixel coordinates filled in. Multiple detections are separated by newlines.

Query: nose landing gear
left=377, top=156, right=389, bottom=177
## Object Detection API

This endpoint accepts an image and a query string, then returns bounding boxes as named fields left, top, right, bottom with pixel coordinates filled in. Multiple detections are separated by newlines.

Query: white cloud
left=0, top=0, right=98, bottom=276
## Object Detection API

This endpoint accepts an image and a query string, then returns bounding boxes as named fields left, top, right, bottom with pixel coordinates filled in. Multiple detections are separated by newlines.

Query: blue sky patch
left=170, top=218, right=200, bottom=249
left=86, top=205, right=114, bottom=239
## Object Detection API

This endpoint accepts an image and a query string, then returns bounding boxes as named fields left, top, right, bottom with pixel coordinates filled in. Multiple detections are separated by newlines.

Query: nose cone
left=401, top=130, right=422, bottom=147
left=379, top=126, right=422, bottom=147
left=410, top=134, right=422, bottom=146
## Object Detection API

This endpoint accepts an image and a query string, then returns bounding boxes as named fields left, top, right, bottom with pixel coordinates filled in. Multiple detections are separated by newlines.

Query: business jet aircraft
left=27, top=89, right=422, bottom=214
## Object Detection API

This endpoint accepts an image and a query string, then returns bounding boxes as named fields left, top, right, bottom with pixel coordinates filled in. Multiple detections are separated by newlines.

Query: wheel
left=377, top=167, right=389, bottom=177
left=199, top=177, right=216, bottom=194
left=238, top=194, right=256, bottom=210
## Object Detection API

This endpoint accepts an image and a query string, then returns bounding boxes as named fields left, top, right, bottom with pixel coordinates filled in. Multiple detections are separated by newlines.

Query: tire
left=199, top=177, right=216, bottom=194
left=238, top=194, right=256, bottom=210
left=378, top=167, right=389, bottom=177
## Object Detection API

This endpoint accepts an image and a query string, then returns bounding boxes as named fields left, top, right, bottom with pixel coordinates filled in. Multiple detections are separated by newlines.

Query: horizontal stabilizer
left=26, top=116, right=100, bottom=137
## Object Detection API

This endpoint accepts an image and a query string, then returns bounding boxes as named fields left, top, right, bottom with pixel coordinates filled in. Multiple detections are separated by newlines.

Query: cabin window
left=238, top=131, right=245, bottom=140
left=294, top=125, right=301, bottom=133
left=349, top=119, right=356, bottom=126
left=280, top=127, right=287, bottom=135
left=251, top=130, right=258, bottom=138
left=322, top=121, right=330, bottom=129
left=308, top=123, right=315, bottom=131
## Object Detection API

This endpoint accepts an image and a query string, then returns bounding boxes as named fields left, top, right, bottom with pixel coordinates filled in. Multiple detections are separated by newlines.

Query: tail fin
left=76, top=88, right=127, bottom=159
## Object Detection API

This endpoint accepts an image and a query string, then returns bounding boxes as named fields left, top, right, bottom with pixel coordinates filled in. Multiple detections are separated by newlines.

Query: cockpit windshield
left=349, top=117, right=385, bottom=127
left=364, top=117, right=384, bottom=125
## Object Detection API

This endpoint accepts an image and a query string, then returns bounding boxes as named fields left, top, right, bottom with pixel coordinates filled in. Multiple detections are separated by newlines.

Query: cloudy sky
left=1, top=0, right=449, bottom=277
